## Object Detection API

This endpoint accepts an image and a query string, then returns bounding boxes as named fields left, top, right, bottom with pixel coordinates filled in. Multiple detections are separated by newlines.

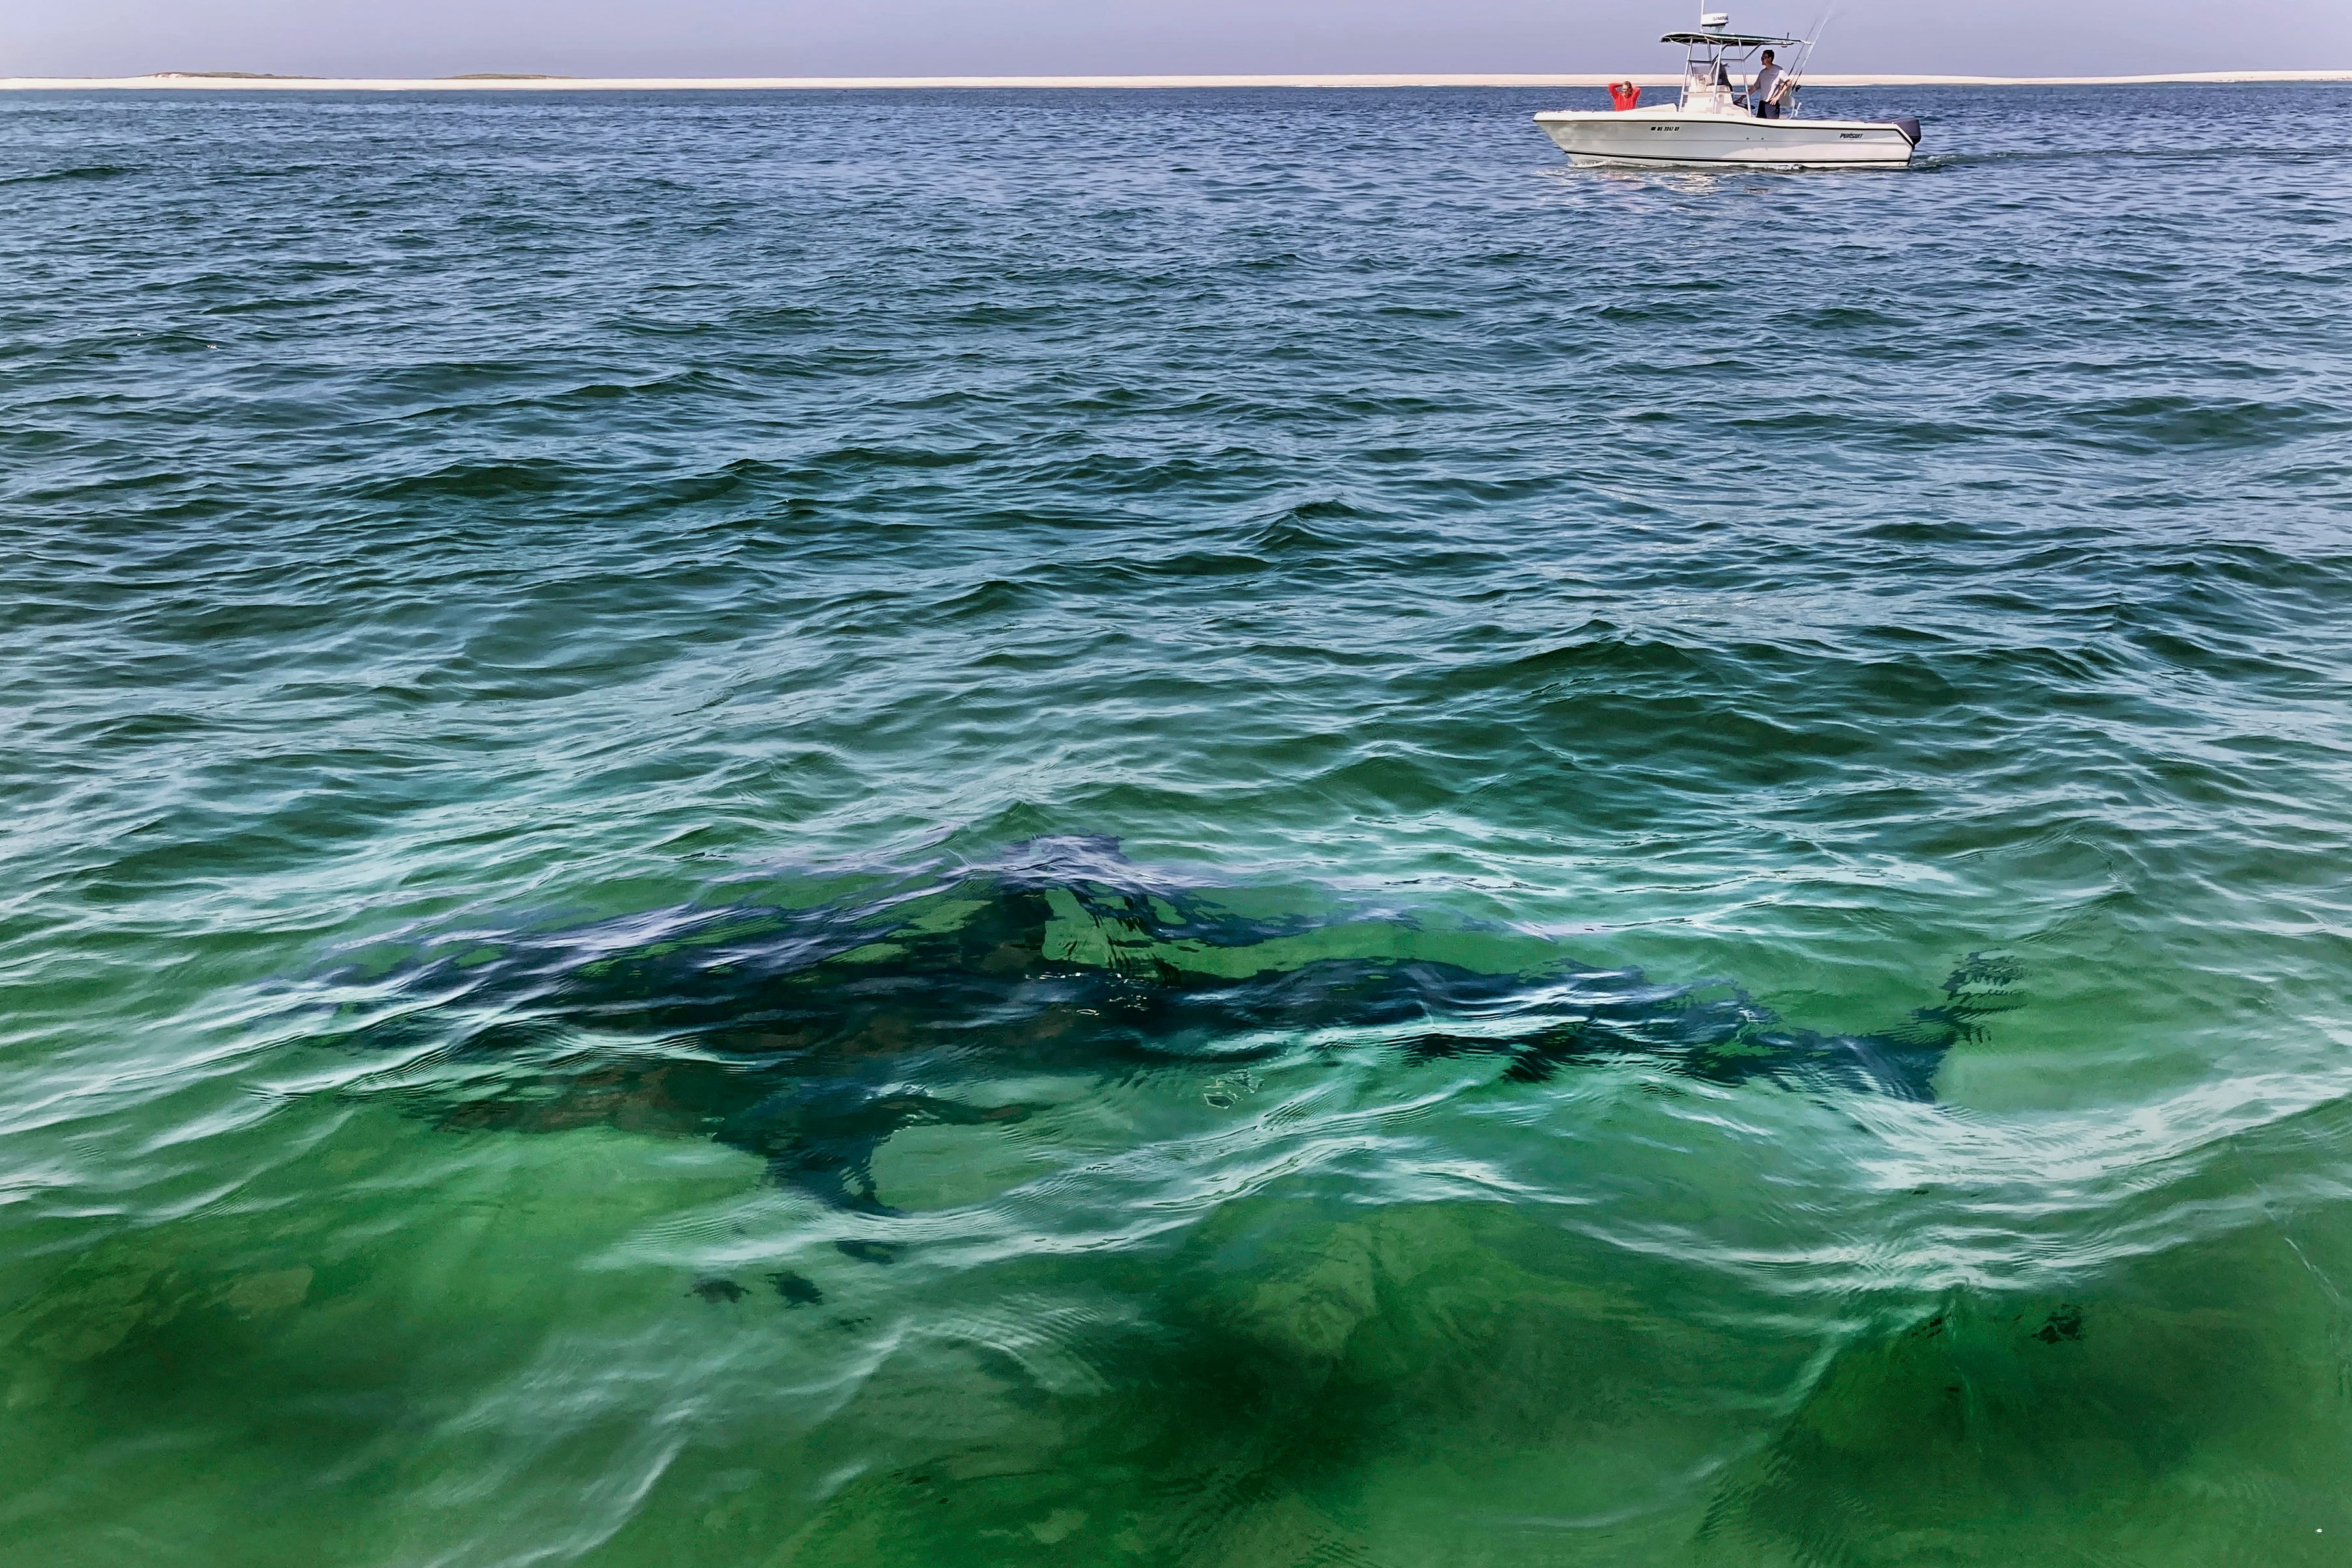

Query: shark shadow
left=326, top=838, right=2020, bottom=1214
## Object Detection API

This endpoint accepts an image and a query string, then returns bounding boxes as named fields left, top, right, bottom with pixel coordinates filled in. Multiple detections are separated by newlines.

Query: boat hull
left=1532, top=109, right=1918, bottom=169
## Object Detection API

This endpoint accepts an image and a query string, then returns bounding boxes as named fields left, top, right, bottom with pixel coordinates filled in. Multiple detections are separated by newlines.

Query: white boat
left=1534, top=11, right=1921, bottom=170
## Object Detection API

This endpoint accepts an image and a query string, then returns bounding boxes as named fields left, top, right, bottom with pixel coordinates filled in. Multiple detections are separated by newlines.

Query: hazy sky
left=8, top=0, right=2348, bottom=79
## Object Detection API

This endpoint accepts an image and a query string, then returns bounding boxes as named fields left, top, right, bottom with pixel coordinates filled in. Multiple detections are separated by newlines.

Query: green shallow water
left=5, top=84, right=2352, bottom=1565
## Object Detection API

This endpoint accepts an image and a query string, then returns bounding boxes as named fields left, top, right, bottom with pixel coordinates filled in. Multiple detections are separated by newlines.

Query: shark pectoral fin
left=763, top=1139, right=904, bottom=1215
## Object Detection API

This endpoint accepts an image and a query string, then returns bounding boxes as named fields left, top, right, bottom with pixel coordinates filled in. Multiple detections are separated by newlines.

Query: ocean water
left=5, top=81, right=2352, bottom=1566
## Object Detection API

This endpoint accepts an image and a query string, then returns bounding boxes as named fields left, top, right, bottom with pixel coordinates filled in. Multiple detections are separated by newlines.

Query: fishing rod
left=1789, top=0, right=1839, bottom=99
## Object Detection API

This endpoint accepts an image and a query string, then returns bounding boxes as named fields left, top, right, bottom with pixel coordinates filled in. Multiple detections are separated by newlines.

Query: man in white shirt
left=1748, top=49, right=1788, bottom=118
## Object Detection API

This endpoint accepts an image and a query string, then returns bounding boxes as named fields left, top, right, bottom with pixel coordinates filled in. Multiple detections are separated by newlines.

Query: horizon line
left=5, top=70, right=2351, bottom=92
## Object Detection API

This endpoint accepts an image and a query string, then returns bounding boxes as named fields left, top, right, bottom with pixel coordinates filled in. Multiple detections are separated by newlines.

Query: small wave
left=2069, top=393, right=2342, bottom=453
left=1, top=164, right=139, bottom=185
left=358, top=458, right=581, bottom=500
left=1250, top=501, right=1363, bottom=556
left=1921, top=141, right=2352, bottom=170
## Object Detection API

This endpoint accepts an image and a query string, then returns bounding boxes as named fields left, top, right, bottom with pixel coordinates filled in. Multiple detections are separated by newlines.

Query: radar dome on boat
left=1700, top=11, right=1731, bottom=26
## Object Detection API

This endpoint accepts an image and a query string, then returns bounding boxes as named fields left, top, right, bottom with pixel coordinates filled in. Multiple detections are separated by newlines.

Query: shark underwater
left=329, top=838, right=2018, bottom=1214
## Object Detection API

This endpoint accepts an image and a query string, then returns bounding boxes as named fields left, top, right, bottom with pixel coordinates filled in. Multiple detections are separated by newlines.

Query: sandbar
left=3, top=70, right=2349, bottom=92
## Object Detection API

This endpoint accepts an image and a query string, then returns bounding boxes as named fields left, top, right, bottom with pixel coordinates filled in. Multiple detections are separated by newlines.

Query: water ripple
left=3, top=80, right=2351, bottom=1567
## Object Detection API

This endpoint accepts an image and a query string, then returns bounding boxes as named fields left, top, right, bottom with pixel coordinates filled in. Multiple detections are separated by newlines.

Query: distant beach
left=4, top=69, right=2348, bottom=90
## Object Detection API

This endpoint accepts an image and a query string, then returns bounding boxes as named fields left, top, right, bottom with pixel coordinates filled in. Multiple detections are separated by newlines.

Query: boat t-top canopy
left=1660, top=30, right=1803, bottom=46
left=1653, top=14, right=1813, bottom=113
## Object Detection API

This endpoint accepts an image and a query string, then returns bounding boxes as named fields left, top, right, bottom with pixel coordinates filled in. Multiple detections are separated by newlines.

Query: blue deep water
left=5, top=82, right=2352, bottom=1566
